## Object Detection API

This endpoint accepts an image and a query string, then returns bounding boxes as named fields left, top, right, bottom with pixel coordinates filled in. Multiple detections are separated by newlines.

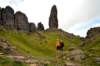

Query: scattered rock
left=65, top=62, right=80, bottom=66
left=95, top=57, right=100, bottom=64
left=14, top=11, right=29, bottom=32
left=68, top=49, right=86, bottom=62
left=49, top=5, right=58, bottom=29
left=0, top=38, right=11, bottom=54
left=37, top=22, right=44, bottom=31
left=0, top=38, right=9, bottom=49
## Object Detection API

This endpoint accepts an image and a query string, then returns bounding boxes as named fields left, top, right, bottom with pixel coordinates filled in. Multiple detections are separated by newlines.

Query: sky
left=0, top=0, right=100, bottom=37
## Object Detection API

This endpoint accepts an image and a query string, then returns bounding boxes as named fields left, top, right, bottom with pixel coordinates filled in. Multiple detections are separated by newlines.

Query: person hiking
left=56, top=39, right=64, bottom=58
left=56, top=39, right=64, bottom=51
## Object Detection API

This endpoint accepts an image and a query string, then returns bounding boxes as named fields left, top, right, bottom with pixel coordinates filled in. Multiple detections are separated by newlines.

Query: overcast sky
left=0, top=0, right=100, bottom=37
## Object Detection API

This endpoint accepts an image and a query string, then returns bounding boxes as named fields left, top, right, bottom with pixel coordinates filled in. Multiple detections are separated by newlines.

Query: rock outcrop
left=49, top=5, right=58, bottom=29
left=0, top=6, right=48, bottom=32
left=1, top=6, right=14, bottom=28
left=0, top=5, right=60, bottom=32
left=14, top=11, right=29, bottom=32
left=0, top=6, right=39, bottom=32
left=0, top=5, right=61, bottom=32
left=86, top=27, right=100, bottom=38
left=29, top=23, right=36, bottom=32
left=37, top=22, right=44, bottom=31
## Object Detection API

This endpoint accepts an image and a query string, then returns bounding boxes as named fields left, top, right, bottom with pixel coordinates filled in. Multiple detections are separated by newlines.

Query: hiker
left=56, top=39, right=64, bottom=51
left=56, top=39, right=64, bottom=58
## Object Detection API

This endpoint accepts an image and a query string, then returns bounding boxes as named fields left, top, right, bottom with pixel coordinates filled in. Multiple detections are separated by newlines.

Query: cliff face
left=1, top=6, right=14, bottom=28
left=29, top=23, right=37, bottom=32
left=14, top=11, right=29, bottom=32
left=0, top=7, right=2, bottom=25
left=86, top=27, right=100, bottom=38
left=0, top=5, right=59, bottom=32
left=0, top=6, right=36, bottom=32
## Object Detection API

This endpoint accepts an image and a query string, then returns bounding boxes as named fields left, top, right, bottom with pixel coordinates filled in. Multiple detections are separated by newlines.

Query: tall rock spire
left=49, top=5, right=58, bottom=29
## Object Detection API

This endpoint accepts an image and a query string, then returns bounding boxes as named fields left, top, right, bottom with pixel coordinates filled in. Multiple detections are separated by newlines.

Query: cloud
left=9, top=0, right=24, bottom=5
left=67, top=17, right=100, bottom=37
left=0, top=0, right=24, bottom=7
left=61, top=0, right=100, bottom=28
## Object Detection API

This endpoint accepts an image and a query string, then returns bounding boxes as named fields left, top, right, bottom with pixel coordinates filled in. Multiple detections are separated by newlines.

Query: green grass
left=0, top=30, right=100, bottom=66
left=82, top=34, right=100, bottom=56
left=0, top=31, right=81, bottom=66
left=0, top=55, right=27, bottom=66
left=0, top=30, right=81, bottom=58
left=81, top=34, right=100, bottom=66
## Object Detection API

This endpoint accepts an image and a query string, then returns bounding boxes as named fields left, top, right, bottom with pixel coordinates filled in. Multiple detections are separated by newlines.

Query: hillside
left=0, top=30, right=81, bottom=55
left=0, top=28, right=100, bottom=66
left=0, top=5, right=82, bottom=66
left=0, top=5, right=100, bottom=66
left=81, top=27, right=100, bottom=66
left=0, top=29, right=81, bottom=66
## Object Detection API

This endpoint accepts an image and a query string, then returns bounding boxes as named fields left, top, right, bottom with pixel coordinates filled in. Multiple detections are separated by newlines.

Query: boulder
left=14, top=11, right=29, bottom=32
left=68, top=49, right=86, bottom=62
left=37, top=22, right=44, bottom=31
left=49, top=5, right=58, bottom=29
left=1, top=6, right=14, bottom=28
left=29, top=23, right=36, bottom=32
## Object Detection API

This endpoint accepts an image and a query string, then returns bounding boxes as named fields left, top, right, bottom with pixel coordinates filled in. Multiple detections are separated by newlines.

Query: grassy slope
left=82, top=35, right=100, bottom=56
left=0, top=30, right=100, bottom=66
left=0, top=55, right=27, bottom=66
left=0, top=30, right=81, bottom=58
left=81, top=35, right=100, bottom=66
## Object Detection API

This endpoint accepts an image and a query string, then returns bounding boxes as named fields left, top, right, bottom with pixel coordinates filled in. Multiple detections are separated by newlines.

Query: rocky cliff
left=1, top=6, right=14, bottom=29
left=86, top=27, right=100, bottom=38
left=14, top=11, right=29, bottom=32
left=0, top=5, right=60, bottom=32
left=0, top=6, right=37, bottom=32
left=29, top=23, right=37, bottom=32
left=37, top=22, right=44, bottom=31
